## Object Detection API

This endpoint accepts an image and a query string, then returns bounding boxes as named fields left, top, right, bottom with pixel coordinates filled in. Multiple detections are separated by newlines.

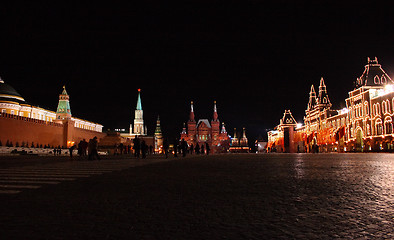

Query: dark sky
left=1, top=1, right=394, bottom=142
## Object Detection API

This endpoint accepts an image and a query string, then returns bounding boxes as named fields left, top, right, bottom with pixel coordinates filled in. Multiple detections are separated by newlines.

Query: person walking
left=69, top=144, right=76, bottom=159
left=173, top=139, right=178, bottom=157
left=190, top=143, right=194, bottom=155
left=88, top=136, right=100, bottom=160
left=163, top=138, right=169, bottom=159
left=195, top=143, right=200, bottom=154
left=133, top=136, right=141, bottom=158
left=205, top=142, right=210, bottom=155
left=141, top=140, right=147, bottom=159
left=181, top=138, right=187, bottom=157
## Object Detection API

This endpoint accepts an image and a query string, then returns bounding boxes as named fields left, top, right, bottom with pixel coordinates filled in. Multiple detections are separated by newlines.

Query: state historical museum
left=180, top=101, right=230, bottom=153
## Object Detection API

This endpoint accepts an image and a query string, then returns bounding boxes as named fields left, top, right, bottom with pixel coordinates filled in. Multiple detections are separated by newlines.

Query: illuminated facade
left=268, top=57, right=394, bottom=152
left=0, top=78, right=104, bottom=147
left=229, top=127, right=249, bottom=153
left=180, top=101, right=230, bottom=153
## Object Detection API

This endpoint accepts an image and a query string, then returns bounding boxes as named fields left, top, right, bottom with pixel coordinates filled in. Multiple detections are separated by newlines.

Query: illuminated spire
left=307, top=85, right=317, bottom=110
left=213, top=101, right=218, bottom=121
left=221, top=122, right=227, bottom=134
left=189, top=101, right=195, bottom=122
left=136, top=89, right=142, bottom=110
left=318, top=77, right=331, bottom=107
left=155, top=115, right=162, bottom=134
left=56, top=85, right=71, bottom=119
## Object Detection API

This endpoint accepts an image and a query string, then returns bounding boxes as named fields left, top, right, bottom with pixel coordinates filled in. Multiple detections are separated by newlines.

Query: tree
left=15, top=142, right=19, bottom=147
left=6, top=140, right=10, bottom=147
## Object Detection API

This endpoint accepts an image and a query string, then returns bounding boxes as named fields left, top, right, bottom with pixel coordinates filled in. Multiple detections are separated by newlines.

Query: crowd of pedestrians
left=63, top=136, right=213, bottom=161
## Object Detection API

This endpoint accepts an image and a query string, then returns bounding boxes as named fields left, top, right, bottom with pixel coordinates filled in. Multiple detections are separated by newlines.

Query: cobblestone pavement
left=0, top=153, right=393, bottom=239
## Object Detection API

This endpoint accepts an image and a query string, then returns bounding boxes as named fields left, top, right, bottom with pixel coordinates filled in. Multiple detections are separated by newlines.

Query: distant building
left=120, top=89, right=161, bottom=152
left=268, top=57, right=394, bottom=152
left=180, top=101, right=230, bottom=153
left=0, top=78, right=104, bottom=148
left=229, top=127, right=249, bottom=153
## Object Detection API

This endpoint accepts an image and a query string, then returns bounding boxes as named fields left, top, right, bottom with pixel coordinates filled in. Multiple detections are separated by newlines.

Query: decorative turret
left=220, top=122, right=227, bottom=134
left=307, top=85, right=317, bottom=111
left=154, top=115, right=163, bottom=152
left=231, top=128, right=239, bottom=146
left=132, top=89, right=146, bottom=135
left=318, top=77, right=332, bottom=109
left=240, top=127, right=248, bottom=146
left=181, top=122, right=187, bottom=135
left=56, top=86, right=72, bottom=120
left=355, top=57, right=394, bottom=88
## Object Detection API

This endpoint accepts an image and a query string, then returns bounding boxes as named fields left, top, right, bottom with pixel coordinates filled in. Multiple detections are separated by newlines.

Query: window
left=11, top=110, right=14, bottom=115
left=376, top=119, right=383, bottom=135
left=1, top=109, right=6, bottom=113
left=385, top=117, right=393, bottom=134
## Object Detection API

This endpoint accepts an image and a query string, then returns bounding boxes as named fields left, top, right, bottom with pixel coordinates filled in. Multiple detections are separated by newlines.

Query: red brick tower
left=187, top=101, right=196, bottom=145
left=211, top=101, right=220, bottom=151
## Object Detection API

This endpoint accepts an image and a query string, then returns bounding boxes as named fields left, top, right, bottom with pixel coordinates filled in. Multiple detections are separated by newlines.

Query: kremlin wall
left=268, top=57, right=394, bottom=153
left=0, top=78, right=163, bottom=154
left=0, top=79, right=104, bottom=148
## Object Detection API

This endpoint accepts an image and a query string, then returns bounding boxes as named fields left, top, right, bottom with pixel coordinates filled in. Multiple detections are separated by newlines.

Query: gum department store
left=268, top=57, right=394, bottom=153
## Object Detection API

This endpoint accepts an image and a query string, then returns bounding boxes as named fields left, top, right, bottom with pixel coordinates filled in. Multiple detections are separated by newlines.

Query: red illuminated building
left=181, top=101, right=230, bottom=153
left=268, top=57, right=394, bottom=152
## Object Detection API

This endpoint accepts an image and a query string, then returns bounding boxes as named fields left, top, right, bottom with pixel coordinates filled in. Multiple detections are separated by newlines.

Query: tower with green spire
left=154, top=115, right=163, bottom=152
left=132, top=89, right=146, bottom=135
left=56, top=86, right=72, bottom=120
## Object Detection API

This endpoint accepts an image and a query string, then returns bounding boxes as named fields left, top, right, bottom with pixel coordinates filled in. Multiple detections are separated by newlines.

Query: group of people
left=68, top=137, right=100, bottom=160
left=132, top=136, right=149, bottom=159
left=161, top=138, right=211, bottom=159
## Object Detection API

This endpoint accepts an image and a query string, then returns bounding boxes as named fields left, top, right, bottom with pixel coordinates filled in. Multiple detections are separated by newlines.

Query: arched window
left=386, top=100, right=391, bottom=113
left=365, top=103, right=369, bottom=116
left=367, top=124, right=371, bottom=136
left=376, top=119, right=383, bottom=135
left=382, top=101, right=387, bottom=114
left=377, top=103, right=381, bottom=115
left=385, top=117, right=393, bottom=134
left=374, top=75, right=380, bottom=84
left=381, top=75, right=387, bottom=84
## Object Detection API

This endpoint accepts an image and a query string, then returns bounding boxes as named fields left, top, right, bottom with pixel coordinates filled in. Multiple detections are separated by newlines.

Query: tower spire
left=133, top=89, right=146, bottom=135
left=189, top=101, right=195, bottom=122
left=307, top=85, right=317, bottom=111
left=213, top=100, right=218, bottom=121
left=56, top=85, right=71, bottom=120
left=136, top=89, right=142, bottom=110
left=318, top=77, right=331, bottom=107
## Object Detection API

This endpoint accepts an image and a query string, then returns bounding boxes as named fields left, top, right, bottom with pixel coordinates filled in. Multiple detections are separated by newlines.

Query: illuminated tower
left=318, top=77, right=332, bottom=110
left=187, top=101, right=196, bottom=143
left=307, top=85, right=317, bottom=111
left=240, top=127, right=248, bottom=146
left=154, top=115, right=163, bottom=152
left=56, top=86, right=72, bottom=120
left=231, top=128, right=239, bottom=146
left=132, top=89, right=146, bottom=135
left=211, top=101, right=220, bottom=147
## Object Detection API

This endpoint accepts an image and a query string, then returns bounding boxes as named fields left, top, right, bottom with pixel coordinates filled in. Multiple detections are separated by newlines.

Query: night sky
left=1, top=1, right=394, bottom=142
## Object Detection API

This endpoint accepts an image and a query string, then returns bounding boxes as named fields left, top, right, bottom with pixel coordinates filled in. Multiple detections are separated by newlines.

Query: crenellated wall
left=0, top=113, right=105, bottom=148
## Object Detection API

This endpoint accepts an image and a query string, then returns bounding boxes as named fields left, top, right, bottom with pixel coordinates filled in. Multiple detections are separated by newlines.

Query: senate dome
left=0, top=77, right=25, bottom=103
